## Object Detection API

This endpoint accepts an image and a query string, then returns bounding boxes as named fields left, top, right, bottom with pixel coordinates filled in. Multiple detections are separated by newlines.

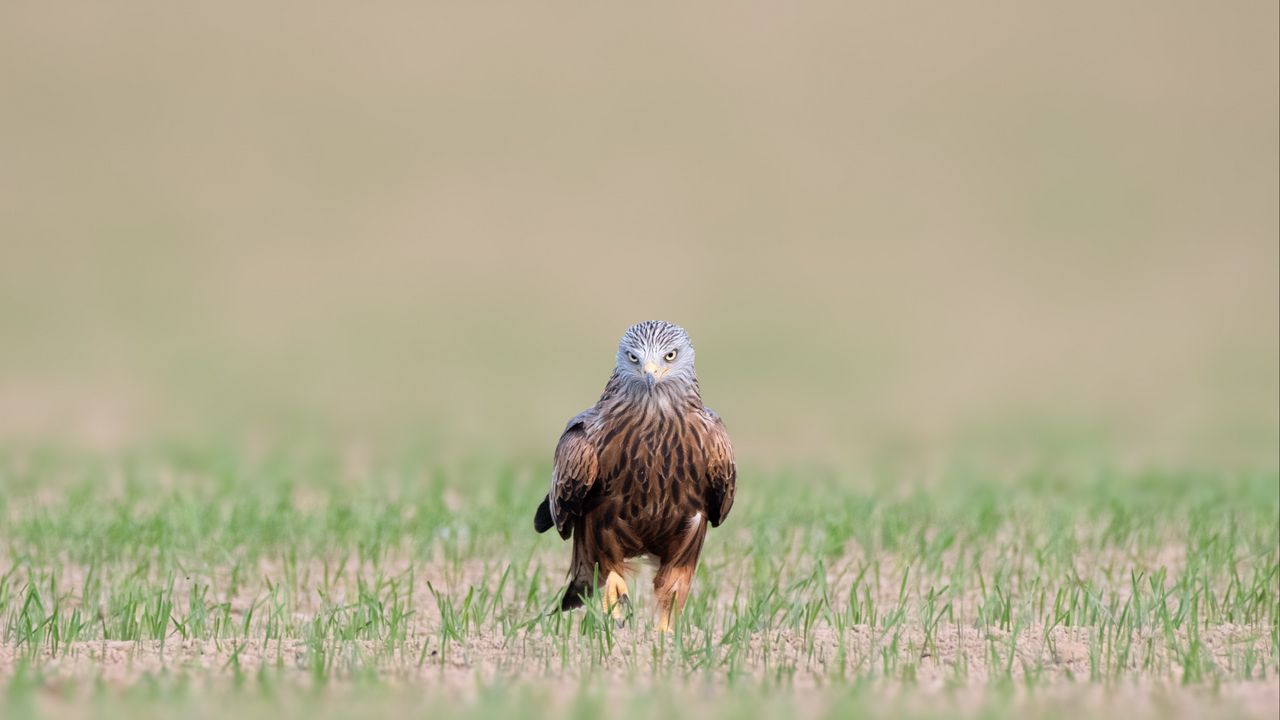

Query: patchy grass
left=0, top=445, right=1276, bottom=718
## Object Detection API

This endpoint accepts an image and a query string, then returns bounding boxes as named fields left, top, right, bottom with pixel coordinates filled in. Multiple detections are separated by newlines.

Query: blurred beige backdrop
left=1, top=3, right=1276, bottom=468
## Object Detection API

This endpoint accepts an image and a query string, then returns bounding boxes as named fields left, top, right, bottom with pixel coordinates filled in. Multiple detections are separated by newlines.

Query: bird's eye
left=664, top=350, right=678, bottom=362
left=628, top=353, right=639, bottom=364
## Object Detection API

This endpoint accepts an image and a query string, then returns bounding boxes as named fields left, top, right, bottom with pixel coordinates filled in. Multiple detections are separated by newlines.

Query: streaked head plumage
left=615, top=320, right=697, bottom=393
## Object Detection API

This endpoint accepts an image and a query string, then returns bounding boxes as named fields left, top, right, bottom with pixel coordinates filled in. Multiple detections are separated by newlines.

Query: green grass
left=1, top=444, right=1276, bottom=719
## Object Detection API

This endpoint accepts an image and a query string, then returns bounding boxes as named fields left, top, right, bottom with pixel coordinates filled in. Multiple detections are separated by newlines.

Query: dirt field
left=2, top=464, right=1277, bottom=718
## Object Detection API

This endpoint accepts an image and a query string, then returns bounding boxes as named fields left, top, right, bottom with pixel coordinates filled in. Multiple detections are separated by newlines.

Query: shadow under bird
left=534, top=320, right=737, bottom=631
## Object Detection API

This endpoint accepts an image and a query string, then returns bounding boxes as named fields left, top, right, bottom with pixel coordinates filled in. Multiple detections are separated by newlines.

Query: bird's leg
left=603, top=570, right=630, bottom=626
left=656, top=596, right=675, bottom=634
left=653, top=564, right=694, bottom=633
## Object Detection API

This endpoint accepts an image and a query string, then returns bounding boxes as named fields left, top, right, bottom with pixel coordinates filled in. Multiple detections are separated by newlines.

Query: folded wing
left=699, top=407, right=736, bottom=527
left=534, top=410, right=599, bottom=539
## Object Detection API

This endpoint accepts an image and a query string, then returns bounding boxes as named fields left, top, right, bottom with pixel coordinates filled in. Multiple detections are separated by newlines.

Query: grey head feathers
left=612, top=320, right=698, bottom=396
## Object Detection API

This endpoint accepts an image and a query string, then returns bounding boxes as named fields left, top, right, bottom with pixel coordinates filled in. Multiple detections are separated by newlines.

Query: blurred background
left=1, top=2, right=1276, bottom=470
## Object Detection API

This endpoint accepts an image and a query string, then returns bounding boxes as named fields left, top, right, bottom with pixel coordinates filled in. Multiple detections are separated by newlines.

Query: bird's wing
left=698, top=407, right=736, bottom=527
left=546, top=409, right=600, bottom=538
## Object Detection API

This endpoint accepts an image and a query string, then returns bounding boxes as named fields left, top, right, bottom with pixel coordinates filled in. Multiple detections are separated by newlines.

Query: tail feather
left=558, top=535, right=593, bottom=611
left=560, top=579, right=588, bottom=610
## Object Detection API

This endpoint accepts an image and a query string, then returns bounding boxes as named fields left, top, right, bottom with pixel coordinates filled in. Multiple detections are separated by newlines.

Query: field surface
left=1, top=449, right=1277, bottom=719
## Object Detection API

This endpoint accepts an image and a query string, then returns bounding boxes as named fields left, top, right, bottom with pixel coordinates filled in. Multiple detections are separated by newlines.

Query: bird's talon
left=614, top=593, right=632, bottom=628
left=602, top=571, right=630, bottom=624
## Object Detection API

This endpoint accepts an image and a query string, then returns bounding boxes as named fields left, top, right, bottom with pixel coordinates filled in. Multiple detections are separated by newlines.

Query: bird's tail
left=560, top=578, right=589, bottom=610
left=559, top=532, right=595, bottom=611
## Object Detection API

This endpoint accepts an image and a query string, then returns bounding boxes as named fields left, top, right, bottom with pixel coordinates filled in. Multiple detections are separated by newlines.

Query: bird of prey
left=534, top=320, right=736, bottom=631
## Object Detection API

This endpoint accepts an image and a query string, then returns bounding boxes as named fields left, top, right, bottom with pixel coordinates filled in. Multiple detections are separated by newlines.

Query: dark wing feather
left=699, top=407, right=736, bottom=527
left=545, top=409, right=599, bottom=539
left=533, top=496, right=554, bottom=533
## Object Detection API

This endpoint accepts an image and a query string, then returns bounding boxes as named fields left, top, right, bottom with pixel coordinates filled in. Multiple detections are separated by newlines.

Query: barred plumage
left=534, top=321, right=736, bottom=631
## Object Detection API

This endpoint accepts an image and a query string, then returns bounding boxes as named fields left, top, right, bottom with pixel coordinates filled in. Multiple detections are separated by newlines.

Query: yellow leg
left=657, top=603, right=674, bottom=633
left=654, top=565, right=693, bottom=633
left=603, top=570, right=630, bottom=624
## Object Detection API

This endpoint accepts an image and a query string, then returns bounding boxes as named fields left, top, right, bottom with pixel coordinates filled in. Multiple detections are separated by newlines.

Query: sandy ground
left=3, top=627, right=1276, bottom=718
left=3, top=551, right=1276, bottom=717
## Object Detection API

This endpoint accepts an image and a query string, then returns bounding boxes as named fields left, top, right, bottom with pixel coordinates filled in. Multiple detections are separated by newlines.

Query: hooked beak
left=642, top=361, right=665, bottom=388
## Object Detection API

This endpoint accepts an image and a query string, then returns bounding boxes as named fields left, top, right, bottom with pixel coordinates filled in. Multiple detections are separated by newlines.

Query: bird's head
left=615, top=320, right=697, bottom=393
